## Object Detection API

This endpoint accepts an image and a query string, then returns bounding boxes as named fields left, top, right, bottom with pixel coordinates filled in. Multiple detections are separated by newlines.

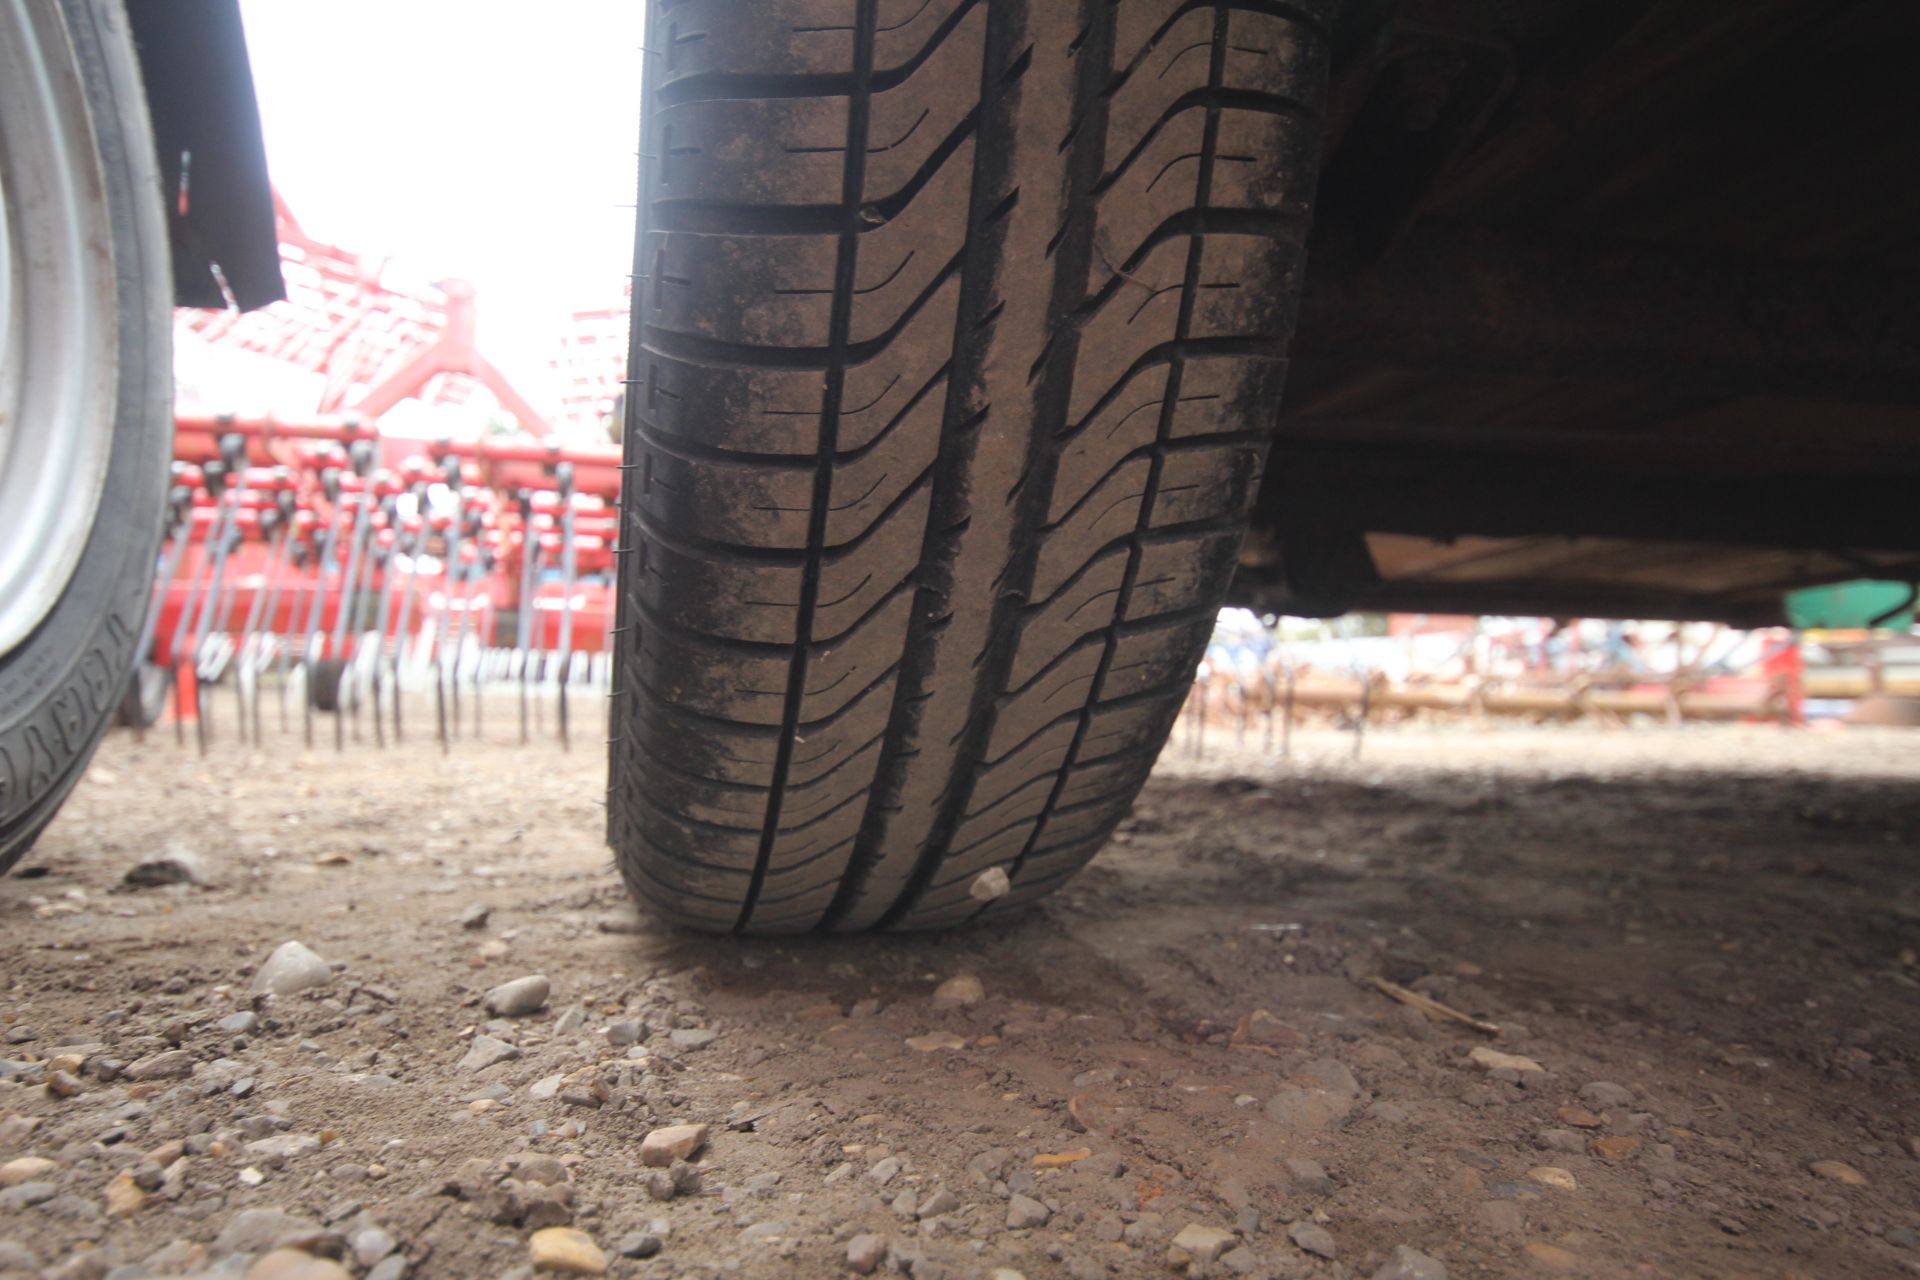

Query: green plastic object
left=1784, top=580, right=1916, bottom=630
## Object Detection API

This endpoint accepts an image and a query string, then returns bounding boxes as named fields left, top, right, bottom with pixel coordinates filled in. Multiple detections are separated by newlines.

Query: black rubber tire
left=0, top=0, right=172, bottom=875
left=608, top=0, right=1332, bottom=932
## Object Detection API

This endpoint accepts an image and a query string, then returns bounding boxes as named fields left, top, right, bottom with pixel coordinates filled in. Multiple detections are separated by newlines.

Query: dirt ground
left=4, top=712, right=1919, bottom=1280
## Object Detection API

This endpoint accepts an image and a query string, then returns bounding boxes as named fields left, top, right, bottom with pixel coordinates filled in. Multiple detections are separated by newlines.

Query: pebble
left=905, top=1033, right=966, bottom=1053
left=458, top=904, right=491, bottom=930
left=104, top=1171, right=145, bottom=1218
left=1371, top=1245, right=1448, bottom=1280
left=553, top=1006, right=587, bottom=1036
left=122, top=843, right=207, bottom=888
left=1525, top=1167, right=1578, bottom=1191
left=918, top=1188, right=960, bottom=1218
left=1169, top=1225, right=1237, bottom=1266
left=220, top=1011, right=261, bottom=1035
left=527, top=1227, right=608, bottom=1276
left=212, top=1207, right=325, bottom=1256
left=1288, top=1222, right=1337, bottom=1259
left=968, top=867, right=1011, bottom=902
left=1578, top=1081, right=1633, bottom=1108
left=0, top=1182, right=55, bottom=1210
left=932, top=976, right=985, bottom=1006
left=1006, top=1194, right=1051, bottom=1229
left=846, top=1232, right=887, bottom=1274
left=616, top=1233, right=662, bottom=1259
left=669, top=1028, right=717, bottom=1051
left=458, top=1035, right=521, bottom=1073
left=245, top=1249, right=352, bottom=1280
left=1284, top=1157, right=1333, bottom=1196
left=123, top=1050, right=196, bottom=1082
left=639, top=1124, right=707, bottom=1167
left=484, top=976, right=551, bottom=1018
left=252, top=942, right=333, bottom=998
left=0, top=1241, right=38, bottom=1272
left=1807, top=1159, right=1868, bottom=1185
left=605, top=1021, right=644, bottom=1048
left=1467, top=1046, right=1544, bottom=1078
left=1235, top=1009, right=1305, bottom=1048
left=1554, top=1105, right=1602, bottom=1129
left=1588, top=1136, right=1640, bottom=1162
left=352, top=1227, right=397, bottom=1266
left=0, top=1156, right=55, bottom=1186
left=1522, top=1241, right=1578, bottom=1271
left=868, top=1157, right=901, bottom=1185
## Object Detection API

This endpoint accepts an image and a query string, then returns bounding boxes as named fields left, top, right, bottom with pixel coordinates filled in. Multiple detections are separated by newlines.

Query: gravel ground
left=3, top=716, right=1918, bottom=1279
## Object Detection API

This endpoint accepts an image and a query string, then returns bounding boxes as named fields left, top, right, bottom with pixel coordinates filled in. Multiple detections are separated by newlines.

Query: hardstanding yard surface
left=2, top=720, right=1918, bottom=1280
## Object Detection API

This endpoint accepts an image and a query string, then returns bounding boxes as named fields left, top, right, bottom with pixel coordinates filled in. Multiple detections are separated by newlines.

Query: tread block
left=1126, top=532, right=1241, bottom=620
left=989, top=642, right=1103, bottom=757
left=1034, top=457, right=1149, bottom=598
left=862, top=5, right=986, bottom=199
left=1099, top=615, right=1215, bottom=702
left=1150, top=441, right=1263, bottom=526
left=840, top=276, right=963, bottom=451
left=646, top=230, right=839, bottom=346
left=652, top=96, right=849, bottom=205
left=634, top=352, right=825, bottom=455
left=655, top=1, right=856, bottom=85
left=1006, top=545, right=1127, bottom=689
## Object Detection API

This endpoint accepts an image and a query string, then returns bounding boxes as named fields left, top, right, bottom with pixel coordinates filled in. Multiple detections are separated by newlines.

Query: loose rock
left=932, top=975, right=985, bottom=1006
left=245, top=1249, right=352, bottom=1280
left=846, top=1232, right=887, bottom=1274
left=1808, top=1159, right=1868, bottom=1185
left=906, top=1032, right=967, bottom=1053
left=458, top=1035, right=521, bottom=1073
left=484, top=975, right=551, bottom=1018
left=252, top=941, right=333, bottom=997
left=968, top=867, right=1011, bottom=902
left=528, top=1227, right=608, bottom=1276
left=1169, top=1225, right=1237, bottom=1266
left=616, top=1232, right=662, bottom=1259
left=639, top=1124, right=707, bottom=1167
left=1006, top=1194, right=1051, bottom=1229
left=1289, top=1221, right=1338, bottom=1259
left=0, top=1156, right=55, bottom=1187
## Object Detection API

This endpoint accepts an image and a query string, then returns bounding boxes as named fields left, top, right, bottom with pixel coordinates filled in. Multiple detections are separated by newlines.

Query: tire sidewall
left=0, top=0, right=171, bottom=867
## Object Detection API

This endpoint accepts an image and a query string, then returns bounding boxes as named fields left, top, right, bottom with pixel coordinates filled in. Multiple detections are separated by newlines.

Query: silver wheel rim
left=0, top=0, right=119, bottom=660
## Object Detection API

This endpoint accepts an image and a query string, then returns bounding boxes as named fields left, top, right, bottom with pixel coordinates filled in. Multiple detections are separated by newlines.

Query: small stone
left=639, top=1124, right=707, bottom=1167
left=0, top=1241, right=38, bottom=1272
left=868, top=1156, right=901, bottom=1185
left=553, top=1006, right=587, bottom=1036
left=846, top=1232, right=887, bottom=1274
left=124, top=1050, right=196, bottom=1081
left=932, top=976, right=985, bottom=1006
left=104, top=1171, right=145, bottom=1218
left=918, top=1188, right=959, bottom=1218
left=220, top=1011, right=261, bottom=1035
left=1467, top=1046, right=1544, bottom=1076
left=1371, top=1246, right=1448, bottom=1280
left=968, top=867, right=1011, bottom=902
left=605, top=1021, right=644, bottom=1048
left=366, top=1258, right=406, bottom=1280
left=352, top=1227, right=398, bottom=1266
left=1006, top=1194, right=1051, bottom=1229
left=1525, top=1167, right=1578, bottom=1191
left=0, top=1182, right=56, bottom=1210
left=890, top=1189, right=918, bottom=1218
left=244, top=1249, right=352, bottom=1280
left=123, top=843, right=206, bottom=888
left=1588, top=1135, right=1640, bottom=1162
left=1577, top=1081, right=1632, bottom=1108
left=1264, top=1058, right=1364, bottom=1131
left=252, top=942, right=333, bottom=998
left=211, top=1207, right=324, bottom=1257
left=1234, top=1009, right=1305, bottom=1049
left=1808, top=1159, right=1868, bottom=1185
left=45, top=1069, right=83, bottom=1098
left=668, top=1028, right=717, bottom=1051
left=1288, top=1221, right=1337, bottom=1259
left=1555, top=1105, right=1602, bottom=1129
left=616, top=1233, right=662, bottom=1259
left=484, top=976, right=551, bottom=1018
left=1284, top=1157, right=1333, bottom=1195
left=458, top=1035, right=521, bottom=1073
left=528, top=1227, right=608, bottom=1275
left=529, top=1073, right=565, bottom=1101
left=1523, top=1241, right=1578, bottom=1272
left=1169, top=1225, right=1237, bottom=1266
left=0, top=1156, right=55, bottom=1186
left=905, top=1032, right=966, bottom=1053
left=458, top=904, right=491, bottom=930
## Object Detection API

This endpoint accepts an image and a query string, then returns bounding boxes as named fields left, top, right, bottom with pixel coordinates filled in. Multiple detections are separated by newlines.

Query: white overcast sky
left=237, top=1, right=645, bottom=400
